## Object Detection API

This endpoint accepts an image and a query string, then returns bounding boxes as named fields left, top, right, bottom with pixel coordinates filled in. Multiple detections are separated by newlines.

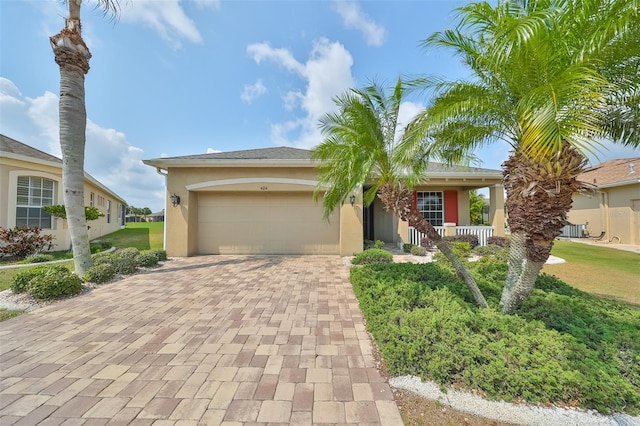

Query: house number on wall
left=260, top=186, right=268, bottom=191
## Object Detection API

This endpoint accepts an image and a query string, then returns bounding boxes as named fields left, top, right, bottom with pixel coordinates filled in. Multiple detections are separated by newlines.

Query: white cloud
left=396, top=101, right=425, bottom=142
left=240, top=79, right=267, bottom=104
left=206, top=148, right=222, bottom=153
left=119, top=0, right=205, bottom=48
left=0, top=78, right=165, bottom=211
left=192, top=0, right=221, bottom=10
left=247, top=42, right=306, bottom=75
left=333, top=0, right=386, bottom=47
left=247, top=38, right=355, bottom=148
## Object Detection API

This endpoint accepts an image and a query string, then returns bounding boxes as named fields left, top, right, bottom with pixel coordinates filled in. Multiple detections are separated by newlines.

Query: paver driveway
left=0, top=255, right=403, bottom=425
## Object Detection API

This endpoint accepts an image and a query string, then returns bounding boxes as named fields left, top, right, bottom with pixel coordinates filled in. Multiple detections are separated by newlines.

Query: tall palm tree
left=50, top=0, right=119, bottom=276
left=405, top=0, right=639, bottom=313
left=313, top=79, right=488, bottom=308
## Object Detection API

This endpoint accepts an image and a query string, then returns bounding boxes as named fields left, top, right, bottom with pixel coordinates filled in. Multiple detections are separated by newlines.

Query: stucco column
left=458, top=190, right=471, bottom=226
left=339, top=193, right=363, bottom=256
left=397, top=219, right=409, bottom=245
left=490, top=184, right=505, bottom=237
left=165, top=187, right=190, bottom=257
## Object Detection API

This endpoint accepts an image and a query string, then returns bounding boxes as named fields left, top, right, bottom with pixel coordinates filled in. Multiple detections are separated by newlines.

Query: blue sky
left=1, top=0, right=638, bottom=212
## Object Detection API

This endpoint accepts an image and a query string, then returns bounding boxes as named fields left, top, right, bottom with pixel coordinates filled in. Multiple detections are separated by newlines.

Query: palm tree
left=50, top=0, right=119, bottom=276
left=313, top=79, right=488, bottom=308
left=406, top=0, right=639, bottom=313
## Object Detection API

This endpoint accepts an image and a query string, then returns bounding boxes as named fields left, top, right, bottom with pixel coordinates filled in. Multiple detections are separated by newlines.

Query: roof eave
left=142, top=158, right=317, bottom=169
left=1, top=151, right=127, bottom=204
left=594, top=178, right=640, bottom=189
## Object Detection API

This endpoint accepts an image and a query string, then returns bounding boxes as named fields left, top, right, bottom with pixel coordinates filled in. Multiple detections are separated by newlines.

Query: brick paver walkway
left=0, top=256, right=403, bottom=425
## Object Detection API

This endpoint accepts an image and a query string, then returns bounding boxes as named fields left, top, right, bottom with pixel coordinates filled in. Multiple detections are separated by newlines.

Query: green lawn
left=543, top=240, right=640, bottom=307
left=95, top=222, right=164, bottom=251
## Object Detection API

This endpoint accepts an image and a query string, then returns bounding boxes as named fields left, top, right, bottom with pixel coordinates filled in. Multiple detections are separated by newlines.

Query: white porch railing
left=409, top=225, right=494, bottom=246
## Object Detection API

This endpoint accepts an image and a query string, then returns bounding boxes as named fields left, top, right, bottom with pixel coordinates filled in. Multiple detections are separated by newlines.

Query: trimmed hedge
left=11, top=268, right=46, bottom=294
left=26, top=265, right=82, bottom=300
left=352, top=249, right=393, bottom=265
left=136, top=252, right=159, bottom=267
left=83, top=263, right=116, bottom=284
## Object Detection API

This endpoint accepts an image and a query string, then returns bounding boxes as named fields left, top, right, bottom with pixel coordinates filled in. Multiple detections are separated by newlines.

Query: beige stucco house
left=143, top=147, right=505, bottom=257
left=1, top=134, right=126, bottom=251
left=568, top=158, right=640, bottom=244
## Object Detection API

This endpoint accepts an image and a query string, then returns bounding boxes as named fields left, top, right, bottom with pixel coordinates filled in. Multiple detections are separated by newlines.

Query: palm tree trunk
left=50, top=2, right=93, bottom=277
left=379, top=182, right=488, bottom=308
left=499, top=146, right=589, bottom=314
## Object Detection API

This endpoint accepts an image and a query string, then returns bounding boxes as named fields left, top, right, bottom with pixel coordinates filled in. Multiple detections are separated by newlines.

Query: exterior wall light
left=170, top=193, right=181, bottom=207
left=349, top=194, right=356, bottom=206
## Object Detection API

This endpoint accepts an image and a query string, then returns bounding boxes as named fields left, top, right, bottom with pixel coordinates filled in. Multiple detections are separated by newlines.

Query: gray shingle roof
left=0, top=134, right=62, bottom=164
left=159, top=147, right=312, bottom=161
left=145, top=146, right=502, bottom=175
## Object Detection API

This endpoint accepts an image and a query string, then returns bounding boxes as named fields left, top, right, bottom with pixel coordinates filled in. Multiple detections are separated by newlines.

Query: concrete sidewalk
left=0, top=255, right=402, bottom=425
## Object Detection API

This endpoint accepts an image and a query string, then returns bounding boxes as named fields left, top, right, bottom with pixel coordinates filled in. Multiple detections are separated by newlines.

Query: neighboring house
left=147, top=210, right=165, bottom=222
left=568, top=158, right=640, bottom=244
left=0, top=134, right=126, bottom=251
left=143, top=147, right=505, bottom=257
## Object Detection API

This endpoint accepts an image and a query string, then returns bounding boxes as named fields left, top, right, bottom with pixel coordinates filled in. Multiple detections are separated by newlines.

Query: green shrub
left=11, top=267, right=47, bottom=293
left=27, top=265, right=82, bottom=300
left=349, top=262, right=640, bottom=414
left=352, top=249, right=393, bottom=265
left=472, top=244, right=506, bottom=257
left=451, top=241, right=472, bottom=258
left=22, top=254, right=54, bottom=264
left=402, top=243, right=415, bottom=253
left=83, top=263, right=116, bottom=284
left=90, top=241, right=112, bottom=253
left=95, top=247, right=139, bottom=275
left=410, top=245, right=427, bottom=256
left=136, top=252, right=159, bottom=267
left=149, top=249, right=167, bottom=262
left=373, top=240, right=385, bottom=249
left=443, top=234, right=479, bottom=249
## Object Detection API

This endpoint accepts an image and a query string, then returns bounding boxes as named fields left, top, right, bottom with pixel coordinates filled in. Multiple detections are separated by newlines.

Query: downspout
left=156, top=167, right=168, bottom=250
left=600, top=190, right=610, bottom=238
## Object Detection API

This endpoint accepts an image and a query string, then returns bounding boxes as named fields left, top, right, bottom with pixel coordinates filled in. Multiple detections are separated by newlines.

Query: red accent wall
left=444, top=190, right=458, bottom=224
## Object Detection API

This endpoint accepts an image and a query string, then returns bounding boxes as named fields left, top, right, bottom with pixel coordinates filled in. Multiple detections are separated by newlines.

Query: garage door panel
left=197, top=192, right=340, bottom=254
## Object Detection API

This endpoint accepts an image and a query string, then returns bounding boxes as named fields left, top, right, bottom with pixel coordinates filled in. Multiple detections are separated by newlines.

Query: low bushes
left=84, top=248, right=167, bottom=283
left=352, top=248, right=393, bottom=265
left=403, top=243, right=415, bottom=253
left=27, top=266, right=82, bottom=300
left=11, top=265, right=82, bottom=300
left=22, top=254, right=55, bottom=264
left=350, top=259, right=640, bottom=414
left=94, top=247, right=139, bottom=275
left=410, top=245, right=427, bottom=256
left=83, top=263, right=116, bottom=284
left=135, top=251, right=159, bottom=267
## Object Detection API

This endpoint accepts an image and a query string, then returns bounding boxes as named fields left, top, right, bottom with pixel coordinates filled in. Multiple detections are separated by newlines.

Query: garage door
left=197, top=192, right=340, bottom=254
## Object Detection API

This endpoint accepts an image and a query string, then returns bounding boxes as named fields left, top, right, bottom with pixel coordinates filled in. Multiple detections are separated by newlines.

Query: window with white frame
left=106, top=200, right=111, bottom=223
left=90, top=192, right=95, bottom=207
left=16, top=176, right=54, bottom=229
left=416, top=191, right=443, bottom=226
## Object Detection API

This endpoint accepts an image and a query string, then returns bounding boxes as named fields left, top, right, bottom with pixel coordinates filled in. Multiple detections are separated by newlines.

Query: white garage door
left=197, top=192, right=340, bottom=254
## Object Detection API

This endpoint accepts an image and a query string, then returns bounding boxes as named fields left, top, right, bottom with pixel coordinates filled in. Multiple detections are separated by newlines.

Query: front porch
left=408, top=225, right=496, bottom=246
left=362, top=183, right=505, bottom=248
